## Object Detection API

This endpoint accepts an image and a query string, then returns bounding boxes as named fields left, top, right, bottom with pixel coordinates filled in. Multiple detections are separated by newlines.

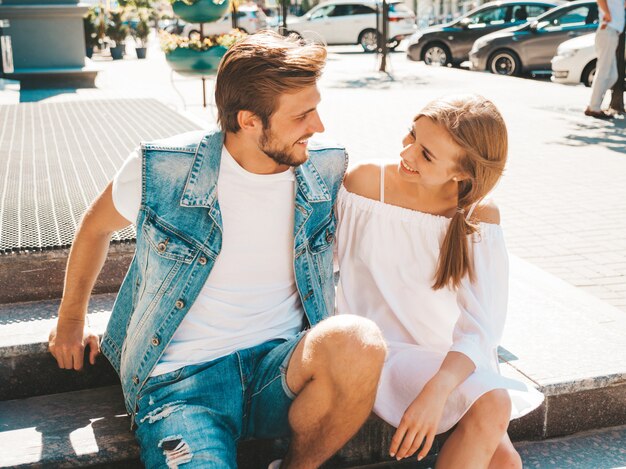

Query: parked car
left=181, top=5, right=268, bottom=37
left=469, top=0, right=598, bottom=76
left=406, top=0, right=558, bottom=66
left=552, top=32, right=626, bottom=86
left=287, top=0, right=417, bottom=52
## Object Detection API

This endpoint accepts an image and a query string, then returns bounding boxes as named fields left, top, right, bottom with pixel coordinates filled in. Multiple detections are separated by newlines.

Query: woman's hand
left=389, top=383, right=448, bottom=461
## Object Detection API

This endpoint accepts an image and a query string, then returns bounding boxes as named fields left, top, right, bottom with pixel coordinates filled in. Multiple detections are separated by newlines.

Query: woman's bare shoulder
left=473, top=199, right=501, bottom=225
left=343, top=161, right=391, bottom=201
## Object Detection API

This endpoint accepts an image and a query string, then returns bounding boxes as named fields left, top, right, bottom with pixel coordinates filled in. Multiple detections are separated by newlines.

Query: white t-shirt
left=112, top=146, right=305, bottom=376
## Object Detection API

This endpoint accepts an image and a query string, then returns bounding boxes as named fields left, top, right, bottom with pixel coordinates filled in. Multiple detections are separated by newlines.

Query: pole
left=378, top=0, right=389, bottom=72
left=281, top=0, right=289, bottom=35
left=232, top=1, right=239, bottom=30
left=202, top=76, right=207, bottom=108
left=609, top=26, right=625, bottom=113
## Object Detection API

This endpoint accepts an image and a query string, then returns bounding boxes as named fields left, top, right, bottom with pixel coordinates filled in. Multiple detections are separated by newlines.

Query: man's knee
left=309, top=315, right=386, bottom=378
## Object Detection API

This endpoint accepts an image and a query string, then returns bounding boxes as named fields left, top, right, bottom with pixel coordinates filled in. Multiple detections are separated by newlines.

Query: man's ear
left=237, top=110, right=262, bottom=131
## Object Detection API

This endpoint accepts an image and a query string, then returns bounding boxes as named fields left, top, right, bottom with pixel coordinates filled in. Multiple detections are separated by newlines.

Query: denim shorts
left=134, top=332, right=305, bottom=469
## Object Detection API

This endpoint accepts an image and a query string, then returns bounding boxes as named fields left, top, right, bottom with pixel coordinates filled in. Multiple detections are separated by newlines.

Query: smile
left=401, top=159, right=419, bottom=173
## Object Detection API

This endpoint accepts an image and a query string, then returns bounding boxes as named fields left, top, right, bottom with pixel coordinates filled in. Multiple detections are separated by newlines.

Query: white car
left=286, top=0, right=417, bottom=52
left=181, top=5, right=268, bottom=37
left=552, top=32, right=626, bottom=87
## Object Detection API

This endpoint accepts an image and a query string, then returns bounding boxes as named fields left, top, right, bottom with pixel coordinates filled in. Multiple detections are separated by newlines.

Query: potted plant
left=160, top=29, right=244, bottom=75
left=83, top=7, right=100, bottom=58
left=132, top=12, right=151, bottom=59
left=169, top=0, right=230, bottom=24
left=106, top=8, right=129, bottom=60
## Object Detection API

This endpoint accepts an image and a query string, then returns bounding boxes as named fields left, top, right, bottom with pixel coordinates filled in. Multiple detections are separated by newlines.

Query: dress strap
left=466, top=201, right=479, bottom=221
left=380, top=163, right=385, bottom=203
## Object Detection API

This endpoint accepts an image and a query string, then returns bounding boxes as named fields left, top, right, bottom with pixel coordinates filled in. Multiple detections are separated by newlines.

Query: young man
left=49, top=31, right=386, bottom=469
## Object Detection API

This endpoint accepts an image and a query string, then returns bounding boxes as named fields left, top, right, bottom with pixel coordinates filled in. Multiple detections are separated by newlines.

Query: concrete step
left=0, top=243, right=134, bottom=305
left=0, top=294, right=120, bottom=401
left=3, top=384, right=625, bottom=468
left=0, top=385, right=406, bottom=468
left=2, top=256, right=626, bottom=440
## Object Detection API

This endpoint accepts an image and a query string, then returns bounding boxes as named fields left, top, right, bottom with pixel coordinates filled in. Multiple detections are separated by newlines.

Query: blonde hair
left=215, top=31, right=327, bottom=133
left=419, top=95, right=508, bottom=290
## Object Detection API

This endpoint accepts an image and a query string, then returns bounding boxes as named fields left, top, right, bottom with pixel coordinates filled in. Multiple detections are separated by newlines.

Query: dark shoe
left=584, top=108, right=614, bottom=119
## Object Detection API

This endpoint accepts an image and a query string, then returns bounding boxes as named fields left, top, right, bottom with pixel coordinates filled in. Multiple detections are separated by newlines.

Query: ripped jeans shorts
left=134, top=334, right=304, bottom=469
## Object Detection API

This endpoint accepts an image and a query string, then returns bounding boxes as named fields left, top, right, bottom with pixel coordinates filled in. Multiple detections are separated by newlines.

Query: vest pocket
left=142, top=217, right=198, bottom=263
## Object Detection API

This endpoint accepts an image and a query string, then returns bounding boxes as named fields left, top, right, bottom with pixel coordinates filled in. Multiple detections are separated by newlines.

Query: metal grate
left=0, top=99, right=202, bottom=253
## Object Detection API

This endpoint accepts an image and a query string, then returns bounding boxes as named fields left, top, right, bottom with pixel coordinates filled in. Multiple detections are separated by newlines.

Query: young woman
left=335, top=94, right=544, bottom=468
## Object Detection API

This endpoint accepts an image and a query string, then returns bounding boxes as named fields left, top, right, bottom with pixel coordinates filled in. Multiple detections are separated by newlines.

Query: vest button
left=157, top=242, right=167, bottom=253
left=175, top=300, right=185, bottom=309
left=151, top=336, right=160, bottom=346
left=133, top=375, right=139, bottom=385
left=199, top=256, right=207, bottom=265
left=326, top=232, right=334, bottom=243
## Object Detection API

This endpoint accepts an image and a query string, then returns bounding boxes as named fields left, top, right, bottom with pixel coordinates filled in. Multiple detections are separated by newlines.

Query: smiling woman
left=337, top=94, right=543, bottom=468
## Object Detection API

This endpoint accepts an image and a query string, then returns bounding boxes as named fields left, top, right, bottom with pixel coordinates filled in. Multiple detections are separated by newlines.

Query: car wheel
left=581, top=60, right=596, bottom=87
left=422, top=43, right=450, bottom=66
left=488, top=49, right=521, bottom=76
left=359, top=29, right=379, bottom=53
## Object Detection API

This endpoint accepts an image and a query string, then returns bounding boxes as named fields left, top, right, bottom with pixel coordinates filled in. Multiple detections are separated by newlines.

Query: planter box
left=172, top=0, right=230, bottom=23
left=165, top=46, right=227, bottom=75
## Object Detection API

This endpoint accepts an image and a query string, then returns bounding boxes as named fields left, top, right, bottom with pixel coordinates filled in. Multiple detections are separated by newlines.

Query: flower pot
left=110, top=44, right=125, bottom=60
left=86, top=46, right=94, bottom=59
left=172, top=0, right=230, bottom=23
left=136, top=47, right=147, bottom=59
left=165, top=46, right=227, bottom=75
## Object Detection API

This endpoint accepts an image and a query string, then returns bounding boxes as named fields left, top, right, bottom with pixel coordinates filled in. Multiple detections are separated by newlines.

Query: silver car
left=469, top=0, right=598, bottom=76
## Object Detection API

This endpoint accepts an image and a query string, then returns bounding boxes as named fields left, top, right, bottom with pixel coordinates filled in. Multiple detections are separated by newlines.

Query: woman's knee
left=462, top=389, right=511, bottom=437
left=490, top=439, right=522, bottom=469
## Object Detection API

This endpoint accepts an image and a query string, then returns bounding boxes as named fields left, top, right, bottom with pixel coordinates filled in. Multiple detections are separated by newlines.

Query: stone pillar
left=0, top=0, right=98, bottom=89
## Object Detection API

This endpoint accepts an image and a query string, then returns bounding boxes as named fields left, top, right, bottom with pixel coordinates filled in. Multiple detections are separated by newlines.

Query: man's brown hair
left=215, top=31, right=327, bottom=133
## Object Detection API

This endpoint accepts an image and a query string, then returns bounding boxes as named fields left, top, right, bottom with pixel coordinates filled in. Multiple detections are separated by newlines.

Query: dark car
left=406, top=0, right=559, bottom=66
left=469, top=0, right=598, bottom=76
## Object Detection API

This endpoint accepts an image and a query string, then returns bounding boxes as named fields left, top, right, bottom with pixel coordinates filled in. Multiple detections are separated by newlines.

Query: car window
left=329, top=4, right=354, bottom=16
left=539, top=4, right=597, bottom=30
left=352, top=4, right=376, bottom=14
left=467, top=6, right=508, bottom=26
left=309, top=4, right=334, bottom=19
left=509, top=5, right=529, bottom=22
left=527, top=4, right=552, bottom=18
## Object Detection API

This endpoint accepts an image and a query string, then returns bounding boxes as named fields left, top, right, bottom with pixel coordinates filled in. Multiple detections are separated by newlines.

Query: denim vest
left=101, top=129, right=348, bottom=418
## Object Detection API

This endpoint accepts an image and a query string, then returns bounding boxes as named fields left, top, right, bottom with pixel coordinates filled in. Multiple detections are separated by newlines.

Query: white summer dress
left=335, top=165, right=544, bottom=434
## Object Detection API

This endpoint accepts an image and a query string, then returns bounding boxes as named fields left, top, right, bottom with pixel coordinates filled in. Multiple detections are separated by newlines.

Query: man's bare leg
left=281, top=315, right=387, bottom=469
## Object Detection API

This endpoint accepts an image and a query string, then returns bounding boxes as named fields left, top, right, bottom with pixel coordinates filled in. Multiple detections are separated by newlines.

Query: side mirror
left=529, top=20, right=539, bottom=31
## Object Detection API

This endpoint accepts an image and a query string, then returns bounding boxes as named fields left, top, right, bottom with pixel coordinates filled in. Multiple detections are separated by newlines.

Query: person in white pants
left=585, top=0, right=625, bottom=119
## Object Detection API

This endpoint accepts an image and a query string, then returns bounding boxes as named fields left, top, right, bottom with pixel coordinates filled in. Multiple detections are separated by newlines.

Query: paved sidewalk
left=1, top=40, right=624, bottom=313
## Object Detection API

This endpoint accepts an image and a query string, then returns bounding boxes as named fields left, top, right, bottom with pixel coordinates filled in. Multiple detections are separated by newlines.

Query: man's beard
left=260, top=125, right=309, bottom=167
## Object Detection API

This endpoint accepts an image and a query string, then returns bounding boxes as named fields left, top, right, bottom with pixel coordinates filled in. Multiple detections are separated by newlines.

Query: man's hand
left=49, top=317, right=100, bottom=371
left=389, top=384, right=448, bottom=461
